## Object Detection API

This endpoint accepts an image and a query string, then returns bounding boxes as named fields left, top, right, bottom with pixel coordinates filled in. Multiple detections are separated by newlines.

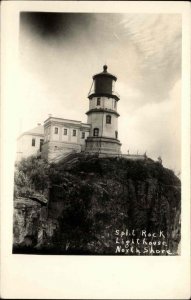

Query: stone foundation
left=85, top=136, right=121, bottom=154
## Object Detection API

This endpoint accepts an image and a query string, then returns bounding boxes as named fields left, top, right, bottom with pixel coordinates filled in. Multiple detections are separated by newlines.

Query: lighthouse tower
left=85, top=65, right=121, bottom=154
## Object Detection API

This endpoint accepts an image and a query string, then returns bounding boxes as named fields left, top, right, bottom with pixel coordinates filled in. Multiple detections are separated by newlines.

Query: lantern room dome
left=93, top=65, right=117, bottom=81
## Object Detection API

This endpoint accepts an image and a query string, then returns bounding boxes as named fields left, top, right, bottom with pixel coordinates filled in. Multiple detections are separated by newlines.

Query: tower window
left=32, top=138, right=35, bottom=147
left=82, top=132, right=85, bottom=139
left=93, top=128, right=99, bottom=137
left=97, top=98, right=101, bottom=106
left=114, top=101, right=116, bottom=108
left=64, top=128, right=68, bottom=135
left=115, top=131, right=118, bottom=139
left=106, top=115, right=111, bottom=124
left=73, top=129, right=77, bottom=136
left=54, top=127, right=58, bottom=134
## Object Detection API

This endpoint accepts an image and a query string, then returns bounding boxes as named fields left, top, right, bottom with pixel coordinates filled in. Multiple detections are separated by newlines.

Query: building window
left=114, top=101, right=116, bottom=108
left=97, top=98, right=101, bottom=106
left=32, top=138, right=35, bottom=147
left=82, top=132, right=85, bottom=139
left=40, top=139, right=44, bottom=152
left=54, top=127, right=58, bottom=134
left=93, top=128, right=99, bottom=137
left=115, top=131, right=118, bottom=139
left=106, top=115, right=111, bottom=124
left=64, top=128, right=68, bottom=135
left=73, top=129, right=76, bottom=136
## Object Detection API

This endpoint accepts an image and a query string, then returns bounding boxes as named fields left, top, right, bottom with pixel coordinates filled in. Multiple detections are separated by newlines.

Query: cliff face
left=13, top=198, right=58, bottom=250
left=13, top=155, right=181, bottom=255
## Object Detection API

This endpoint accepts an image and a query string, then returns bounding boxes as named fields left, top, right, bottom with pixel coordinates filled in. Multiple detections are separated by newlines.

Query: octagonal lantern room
left=88, top=65, right=119, bottom=101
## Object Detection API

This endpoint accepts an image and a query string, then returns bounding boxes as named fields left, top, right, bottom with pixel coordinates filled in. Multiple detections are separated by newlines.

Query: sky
left=18, top=12, right=181, bottom=172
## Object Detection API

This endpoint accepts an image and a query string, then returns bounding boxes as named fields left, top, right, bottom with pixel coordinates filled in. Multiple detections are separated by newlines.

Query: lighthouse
left=85, top=65, right=121, bottom=154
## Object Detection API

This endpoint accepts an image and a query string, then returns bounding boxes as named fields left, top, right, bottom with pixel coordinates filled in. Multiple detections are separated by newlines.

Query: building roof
left=26, top=125, right=44, bottom=135
left=17, top=125, right=44, bottom=139
left=44, top=116, right=91, bottom=129
left=44, top=116, right=82, bottom=124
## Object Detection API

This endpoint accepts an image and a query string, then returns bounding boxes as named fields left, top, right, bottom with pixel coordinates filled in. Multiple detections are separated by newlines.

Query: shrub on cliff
left=14, top=156, right=49, bottom=197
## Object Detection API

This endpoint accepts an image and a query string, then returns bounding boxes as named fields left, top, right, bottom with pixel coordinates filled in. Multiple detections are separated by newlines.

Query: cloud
left=114, top=14, right=182, bottom=104
left=20, top=13, right=181, bottom=108
left=120, top=80, right=181, bottom=172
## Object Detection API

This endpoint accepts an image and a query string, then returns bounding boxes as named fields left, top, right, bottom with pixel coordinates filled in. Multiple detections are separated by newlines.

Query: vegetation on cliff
left=14, top=156, right=49, bottom=198
left=13, top=154, right=181, bottom=255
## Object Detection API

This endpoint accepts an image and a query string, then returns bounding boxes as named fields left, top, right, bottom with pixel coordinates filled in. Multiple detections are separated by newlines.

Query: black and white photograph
left=1, top=1, right=190, bottom=299
left=13, top=11, right=182, bottom=256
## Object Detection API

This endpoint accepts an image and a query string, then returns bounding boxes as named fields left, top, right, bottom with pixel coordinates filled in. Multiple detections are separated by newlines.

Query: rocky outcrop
left=13, top=198, right=59, bottom=253
left=13, top=155, right=181, bottom=255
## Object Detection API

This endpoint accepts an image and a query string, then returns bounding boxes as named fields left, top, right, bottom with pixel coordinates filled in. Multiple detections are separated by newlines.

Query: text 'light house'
left=85, top=65, right=121, bottom=154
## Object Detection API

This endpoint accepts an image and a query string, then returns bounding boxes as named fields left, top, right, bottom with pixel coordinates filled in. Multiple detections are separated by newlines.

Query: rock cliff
left=13, top=154, right=181, bottom=255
